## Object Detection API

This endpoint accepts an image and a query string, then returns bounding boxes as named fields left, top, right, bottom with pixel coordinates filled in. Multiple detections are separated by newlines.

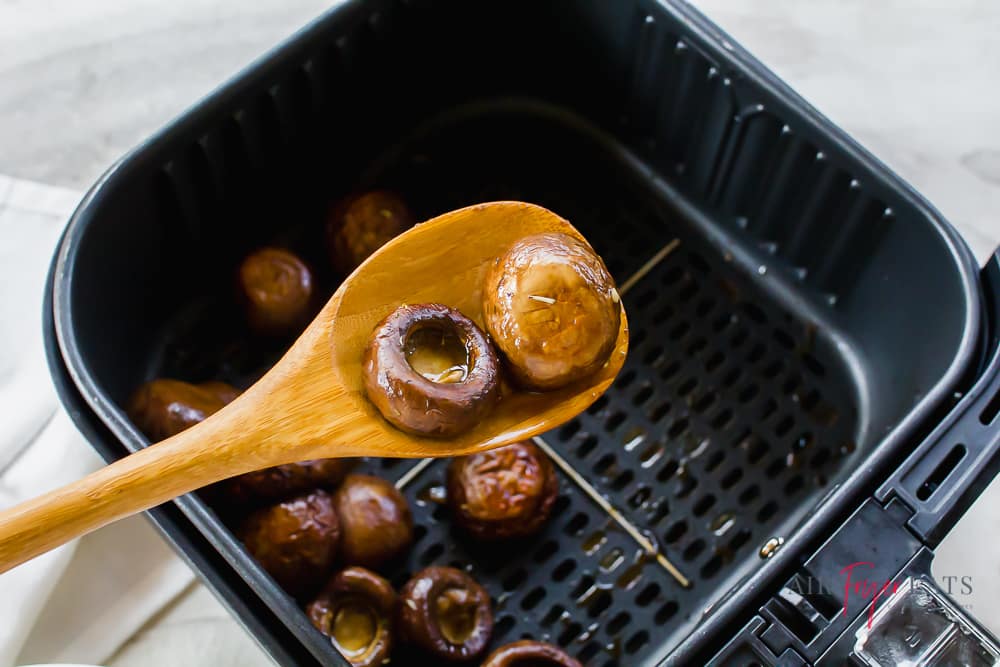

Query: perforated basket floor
left=298, top=105, right=861, bottom=666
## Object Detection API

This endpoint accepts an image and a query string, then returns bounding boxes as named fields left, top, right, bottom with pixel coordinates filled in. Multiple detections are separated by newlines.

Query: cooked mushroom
left=397, top=566, right=493, bottom=662
left=220, top=458, right=356, bottom=507
left=483, top=232, right=620, bottom=390
left=327, top=191, right=414, bottom=275
left=306, top=567, right=396, bottom=667
left=127, top=378, right=232, bottom=441
left=238, top=489, right=339, bottom=598
left=482, top=640, right=583, bottom=667
left=237, top=246, right=315, bottom=337
left=362, top=303, right=501, bottom=437
left=447, top=440, right=558, bottom=540
left=334, top=474, right=414, bottom=569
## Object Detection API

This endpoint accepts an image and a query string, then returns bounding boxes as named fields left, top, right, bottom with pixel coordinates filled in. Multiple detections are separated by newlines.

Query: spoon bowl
left=0, top=201, right=627, bottom=572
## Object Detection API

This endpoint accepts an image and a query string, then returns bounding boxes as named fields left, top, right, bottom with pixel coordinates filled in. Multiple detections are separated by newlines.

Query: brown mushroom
left=447, top=441, right=558, bottom=541
left=397, top=566, right=493, bottom=662
left=482, top=640, right=584, bottom=667
left=306, top=567, right=396, bottom=667
left=363, top=303, right=501, bottom=437
left=237, top=247, right=315, bottom=337
left=219, top=458, right=356, bottom=507
left=238, top=489, right=340, bottom=598
left=327, top=191, right=414, bottom=275
left=127, top=378, right=229, bottom=441
left=483, top=232, right=621, bottom=390
left=333, top=474, right=413, bottom=569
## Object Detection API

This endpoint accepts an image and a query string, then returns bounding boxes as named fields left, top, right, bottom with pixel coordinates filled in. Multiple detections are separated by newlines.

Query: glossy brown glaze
left=237, top=247, right=315, bottom=337
left=219, top=458, right=356, bottom=507
left=397, top=566, right=493, bottom=662
left=483, top=232, right=621, bottom=390
left=333, top=474, right=413, bottom=568
left=446, top=441, right=558, bottom=541
left=482, top=640, right=583, bottom=667
left=238, top=489, right=339, bottom=598
left=306, top=567, right=396, bottom=667
left=362, top=303, right=501, bottom=437
left=327, top=191, right=414, bottom=275
left=127, top=378, right=227, bottom=441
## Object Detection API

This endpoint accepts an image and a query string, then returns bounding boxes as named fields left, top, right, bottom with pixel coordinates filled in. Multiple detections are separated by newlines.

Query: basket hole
left=738, top=383, right=760, bottom=403
left=593, top=454, right=616, bottom=475
left=739, top=485, right=761, bottom=505
left=578, top=642, right=602, bottom=663
left=571, top=574, right=596, bottom=599
left=628, top=486, right=652, bottom=508
left=412, top=524, right=428, bottom=543
left=542, top=605, right=566, bottom=626
left=917, top=444, right=967, bottom=501
left=648, top=498, right=670, bottom=525
left=615, top=369, right=637, bottom=389
left=553, top=495, right=571, bottom=516
left=534, top=540, right=559, bottom=563
left=587, top=395, right=609, bottom=415
left=775, top=416, right=795, bottom=437
left=660, top=360, right=682, bottom=381
left=758, top=399, right=778, bottom=422
left=494, top=615, right=516, bottom=641
left=557, top=622, right=583, bottom=647
left=503, top=568, right=527, bottom=591
left=746, top=343, right=767, bottom=364
left=604, top=412, right=626, bottom=432
left=668, top=417, right=690, bottom=439
left=720, top=467, right=743, bottom=489
left=747, top=440, right=768, bottom=464
left=633, top=385, right=654, bottom=406
left=635, top=288, right=657, bottom=309
left=567, top=436, right=595, bottom=460
left=803, top=353, right=827, bottom=377
left=686, top=337, right=709, bottom=356
left=700, top=554, right=724, bottom=579
left=611, top=470, right=634, bottom=490
left=559, top=420, right=581, bottom=441
left=722, top=367, right=743, bottom=387
left=643, top=345, right=665, bottom=365
left=565, top=513, right=589, bottom=536
left=689, top=252, right=711, bottom=273
left=683, top=539, right=706, bottom=561
left=653, top=304, right=675, bottom=323
left=742, top=302, right=767, bottom=323
left=676, top=475, right=697, bottom=498
left=607, top=611, right=632, bottom=633
left=695, top=298, right=716, bottom=317
left=773, top=328, right=796, bottom=350
left=811, top=448, right=831, bottom=468
left=649, top=399, right=672, bottom=423
left=521, top=586, right=546, bottom=610
left=679, top=282, right=699, bottom=303
left=757, top=501, right=779, bottom=522
left=657, top=459, right=679, bottom=482
left=782, top=375, right=801, bottom=396
left=661, top=266, right=684, bottom=285
left=705, top=351, right=725, bottom=372
left=636, top=583, right=660, bottom=607
left=710, top=408, right=734, bottom=429
left=712, top=312, right=733, bottom=332
left=669, top=321, right=691, bottom=341
left=693, top=494, right=716, bottom=516
left=625, top=630, right=650, bottom=654
left=765, top=457, right=785, bottom=479
left=705, top=450, right=725, bottom=472
left=587, top=590, right=613, bottom=618
left=655, top=600, right=679, bottom=624
left=677, top=378, right=698, bottom=397
left=552, top=558, right=577, bottom=582
left=639, top=443, right=665, bottom=468
left=762, top=360, right=783, bottom=378
left=730, top=529, right=752, bottom=550
left=692, top=392, right=717, bottom=413
left=664, top=521, right=687, bottom=543
left=785, top=474, right=805, bottom=496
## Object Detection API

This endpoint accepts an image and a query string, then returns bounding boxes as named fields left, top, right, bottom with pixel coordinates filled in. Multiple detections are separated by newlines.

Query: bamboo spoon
left=0, top=201, right=628, bottom=573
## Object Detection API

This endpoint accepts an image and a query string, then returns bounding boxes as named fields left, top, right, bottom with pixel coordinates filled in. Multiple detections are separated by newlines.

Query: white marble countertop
left=0, top=0, right=998, bottom=664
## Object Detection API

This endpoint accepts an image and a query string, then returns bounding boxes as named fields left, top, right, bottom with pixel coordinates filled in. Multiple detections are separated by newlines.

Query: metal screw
left=759, top=537, right=785, bottom=559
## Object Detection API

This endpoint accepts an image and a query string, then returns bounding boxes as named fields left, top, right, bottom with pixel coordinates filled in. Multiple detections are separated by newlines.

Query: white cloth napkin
left=0, top=174, right=196, bottom=667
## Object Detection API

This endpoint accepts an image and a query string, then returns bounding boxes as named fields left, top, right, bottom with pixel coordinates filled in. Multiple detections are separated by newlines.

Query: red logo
left=840, top=561, right=900, bottom=627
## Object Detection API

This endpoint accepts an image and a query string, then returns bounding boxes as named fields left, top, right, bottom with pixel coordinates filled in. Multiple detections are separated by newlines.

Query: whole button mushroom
left=333, top=474, right=414, bottom=569
left=447, top=441, right=559, bottom=541
left=362, top=303, right=500, bottom=438
left=307, top=567, right=397, bottom=667
left=237, top=247, right=315, bottom=337
left=482, top=640, right=584, bottom=667
left=219, top=458, right=356, bottom=508
left=238, top=489, right=340, bottom=598
left=127, top=378, right=237, bottom=441
left=327, top=191, right=414, bottom=275
left=483, top=232, right=621, bottom=390
left=397, top=566, right=493, bottom=662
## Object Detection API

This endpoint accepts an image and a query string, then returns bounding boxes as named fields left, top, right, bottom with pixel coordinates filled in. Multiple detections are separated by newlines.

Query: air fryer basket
left=50, top=1, right=985, bottom=665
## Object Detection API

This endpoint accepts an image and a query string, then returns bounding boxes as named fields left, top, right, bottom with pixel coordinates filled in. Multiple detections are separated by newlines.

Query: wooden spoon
left=0, top=201, right=628, bottom=573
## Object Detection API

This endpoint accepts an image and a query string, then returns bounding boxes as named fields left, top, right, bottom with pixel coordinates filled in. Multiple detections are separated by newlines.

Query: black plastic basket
left=44, top=1, right=1000, bottom=665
